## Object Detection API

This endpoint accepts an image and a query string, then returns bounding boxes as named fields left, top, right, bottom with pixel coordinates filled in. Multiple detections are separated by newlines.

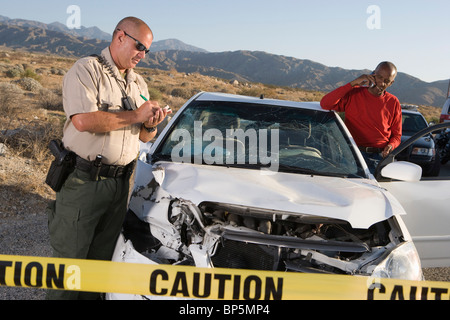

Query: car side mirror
left=380, top=161, right=422, bottom=182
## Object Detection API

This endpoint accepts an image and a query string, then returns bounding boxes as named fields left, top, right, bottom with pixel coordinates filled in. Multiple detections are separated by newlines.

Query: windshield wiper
left=278, top=164, right=353, bottom=178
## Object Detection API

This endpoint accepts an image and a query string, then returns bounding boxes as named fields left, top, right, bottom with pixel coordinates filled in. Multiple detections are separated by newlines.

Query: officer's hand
left=136, top=100, right=160, bottom=123
left=143, top=104, right=172, bottom=128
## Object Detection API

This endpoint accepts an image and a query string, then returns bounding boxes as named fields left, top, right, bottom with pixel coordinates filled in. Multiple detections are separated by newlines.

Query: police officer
left=46, top=17, right=170, bottom=300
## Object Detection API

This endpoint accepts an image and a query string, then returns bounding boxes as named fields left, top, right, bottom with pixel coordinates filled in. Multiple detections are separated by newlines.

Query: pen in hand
left=140, top=94, right=172, bottom=113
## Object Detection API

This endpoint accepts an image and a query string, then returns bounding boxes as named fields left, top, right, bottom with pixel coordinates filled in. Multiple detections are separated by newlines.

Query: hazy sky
left=2, top=0, right=449, bottom=83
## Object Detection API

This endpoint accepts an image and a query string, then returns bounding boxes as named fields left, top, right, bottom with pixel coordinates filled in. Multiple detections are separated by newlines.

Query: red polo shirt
left=320, top=83, right=402, bottom=149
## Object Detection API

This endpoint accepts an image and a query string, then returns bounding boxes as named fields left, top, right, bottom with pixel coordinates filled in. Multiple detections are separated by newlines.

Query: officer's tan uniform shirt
left=62, top=47, right=149, bottom=166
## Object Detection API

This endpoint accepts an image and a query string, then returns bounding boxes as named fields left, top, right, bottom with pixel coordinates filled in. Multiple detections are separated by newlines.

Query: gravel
left=0, top=213, right=51, bottom=300
left=0, top=153, right=53, bottom=300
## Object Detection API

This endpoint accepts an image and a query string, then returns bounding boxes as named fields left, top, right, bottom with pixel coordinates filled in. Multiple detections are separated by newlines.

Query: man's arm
left=320, top=83, right=353, bottom=111
left=71, top=110, right=140, bottom=133
left=386, top=103, right=403, bottom=154
left=381, top=100, right=402, bottom=158
left=320, top=74, right=377, bottom=111
left=71, top=100, right=169, bottom=134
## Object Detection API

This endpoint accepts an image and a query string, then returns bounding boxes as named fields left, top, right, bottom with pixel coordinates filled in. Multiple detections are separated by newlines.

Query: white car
left=107, top=92, right=450, bottom=300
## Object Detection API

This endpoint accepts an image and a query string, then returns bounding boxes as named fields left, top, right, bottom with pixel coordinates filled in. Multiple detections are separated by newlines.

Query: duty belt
left=75, top=155, right=135, bottom=179
left=358, top=146, right=383, bottom=154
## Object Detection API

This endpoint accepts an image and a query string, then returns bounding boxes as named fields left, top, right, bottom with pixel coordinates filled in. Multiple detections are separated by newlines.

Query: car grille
left=211, top=240, right=279, bottom=271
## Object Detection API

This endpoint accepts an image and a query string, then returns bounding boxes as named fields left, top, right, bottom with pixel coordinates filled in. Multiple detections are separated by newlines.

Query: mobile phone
left=369, top=72, right=376, bottom=88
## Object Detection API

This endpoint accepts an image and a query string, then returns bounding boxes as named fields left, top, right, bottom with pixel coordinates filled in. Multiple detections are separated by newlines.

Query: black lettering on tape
left=148, top=269, right=283, bottom=300
left=46, top=264, right=65, bottom=289
left=24, top=262, right=43, bottom=287
left=390, top=285, right=404, bottom=300
left=367, top=282, right=386, bottom=300
left=233, top=275, right=241, bottom=299
left=192, top=272, right=211, bottom=298
left=265, top=277, right=283, bottom=300
left=430, top=288, right=448, bottom=300
left=14, top=261, right=22, bottom=287
left=243, top=275, right=262, bottom=300
left=149, top=269, right=168, bottom=295
left=171, top=272, right=189, bottom=297
left=421, top=287, right=428, bottom=300
left=214, top=274, right=231, bottom=299
left=409, top=286, right=429, bottom=300
left=0, top=261, right=13, bottom=286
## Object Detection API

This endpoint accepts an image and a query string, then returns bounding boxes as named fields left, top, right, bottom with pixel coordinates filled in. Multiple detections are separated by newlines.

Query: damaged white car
left=108, top=92, right=430, bottom=300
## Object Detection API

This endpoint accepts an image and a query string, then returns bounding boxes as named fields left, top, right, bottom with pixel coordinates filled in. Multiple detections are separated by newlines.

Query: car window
left=154, top=101, right=366, bottom=178
left=402, top=112, right=428, bottom=136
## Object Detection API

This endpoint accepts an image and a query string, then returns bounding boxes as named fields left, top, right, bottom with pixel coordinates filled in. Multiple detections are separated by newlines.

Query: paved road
left=439, top=162, right=450, bottom=177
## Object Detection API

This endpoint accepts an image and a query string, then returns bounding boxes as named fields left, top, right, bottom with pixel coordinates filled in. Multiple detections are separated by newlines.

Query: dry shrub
left=165, top=95, right=187, bottom=112
left=147, top=87, right=163, bottom=102
left=13, top=77, right=43, bottom=92
left=2, top=118, right=63, bottom=162
left=0, top=83, right=24, bottom=116
left=38, top=88, right=63, bottom=111
left=170, top=87, right=192, bottom=99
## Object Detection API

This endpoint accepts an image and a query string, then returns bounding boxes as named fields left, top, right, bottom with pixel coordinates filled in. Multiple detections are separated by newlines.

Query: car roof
left=194, top=91, right=323, bottom=111
left=401, top=104, right=420, bottom=113
left=402, top=109, right=421, bottom=115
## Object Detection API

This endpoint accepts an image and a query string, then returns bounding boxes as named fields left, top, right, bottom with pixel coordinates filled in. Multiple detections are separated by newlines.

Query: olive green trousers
left=46, top=168, right=130, bottom=300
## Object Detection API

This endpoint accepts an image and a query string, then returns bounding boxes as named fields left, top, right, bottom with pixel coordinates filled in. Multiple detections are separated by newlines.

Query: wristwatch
left=142, top=124, right=157, bottom=133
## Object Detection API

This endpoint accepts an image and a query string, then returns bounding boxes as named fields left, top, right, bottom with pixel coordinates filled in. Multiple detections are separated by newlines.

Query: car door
left=377, top=122, right=450, bottom=268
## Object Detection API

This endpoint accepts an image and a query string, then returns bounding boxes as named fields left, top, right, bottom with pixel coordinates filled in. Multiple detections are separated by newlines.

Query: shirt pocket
left=97, top=76, right=124, bottom=111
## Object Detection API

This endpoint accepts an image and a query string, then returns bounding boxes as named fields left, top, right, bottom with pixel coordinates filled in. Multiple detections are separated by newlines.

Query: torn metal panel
left=132, top=160, right=405, bottom=229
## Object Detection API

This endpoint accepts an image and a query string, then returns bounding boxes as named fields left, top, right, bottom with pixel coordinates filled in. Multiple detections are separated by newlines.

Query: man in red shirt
left=320, top=61, right=402, bottom=173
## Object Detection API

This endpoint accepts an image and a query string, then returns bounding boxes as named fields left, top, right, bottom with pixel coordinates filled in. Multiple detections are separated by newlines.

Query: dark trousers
left=361, top=151, right=382, bottom=175
left=46, top=168, right=129, bottom=300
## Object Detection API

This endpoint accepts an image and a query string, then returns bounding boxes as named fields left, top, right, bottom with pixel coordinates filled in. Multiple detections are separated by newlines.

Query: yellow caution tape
left=1, top=254, right=449, bottom=300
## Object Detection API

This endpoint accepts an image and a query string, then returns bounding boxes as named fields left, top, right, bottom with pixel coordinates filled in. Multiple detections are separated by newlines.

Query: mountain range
left=0, top=16, right=447, bottom=107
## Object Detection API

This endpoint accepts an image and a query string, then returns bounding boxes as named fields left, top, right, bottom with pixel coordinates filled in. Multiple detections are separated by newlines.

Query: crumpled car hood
left=133, top=161, right=405, bottom=229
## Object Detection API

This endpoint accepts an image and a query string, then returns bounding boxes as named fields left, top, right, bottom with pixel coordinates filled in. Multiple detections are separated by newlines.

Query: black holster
left=45, top=139, right=75, bottom=192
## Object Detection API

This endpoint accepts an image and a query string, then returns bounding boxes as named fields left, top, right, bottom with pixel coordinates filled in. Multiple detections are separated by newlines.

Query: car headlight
left=411, top=147, right=434, bottom=156
left=371, top=241, right=423, bottom=281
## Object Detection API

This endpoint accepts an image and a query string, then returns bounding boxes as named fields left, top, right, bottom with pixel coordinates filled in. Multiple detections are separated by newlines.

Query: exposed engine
left=123, top=199, right=400, bottom=276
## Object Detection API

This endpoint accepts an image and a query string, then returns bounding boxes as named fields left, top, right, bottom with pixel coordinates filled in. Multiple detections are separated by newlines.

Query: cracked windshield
left=155, top=101, right=365, bottom=177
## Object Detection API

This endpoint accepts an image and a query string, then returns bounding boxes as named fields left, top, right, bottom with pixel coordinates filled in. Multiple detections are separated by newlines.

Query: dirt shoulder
left=0, top=152, right=53, bottom=300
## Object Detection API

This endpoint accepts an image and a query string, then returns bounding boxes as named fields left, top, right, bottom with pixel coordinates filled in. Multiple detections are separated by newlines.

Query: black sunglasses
left=117, top=29, right=150, bottom=54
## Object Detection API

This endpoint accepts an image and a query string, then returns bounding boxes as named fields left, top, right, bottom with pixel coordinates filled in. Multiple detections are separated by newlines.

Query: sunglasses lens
left=136, top=43, right=149, bottom=54
left=121, top=30, right=149, bottom=54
